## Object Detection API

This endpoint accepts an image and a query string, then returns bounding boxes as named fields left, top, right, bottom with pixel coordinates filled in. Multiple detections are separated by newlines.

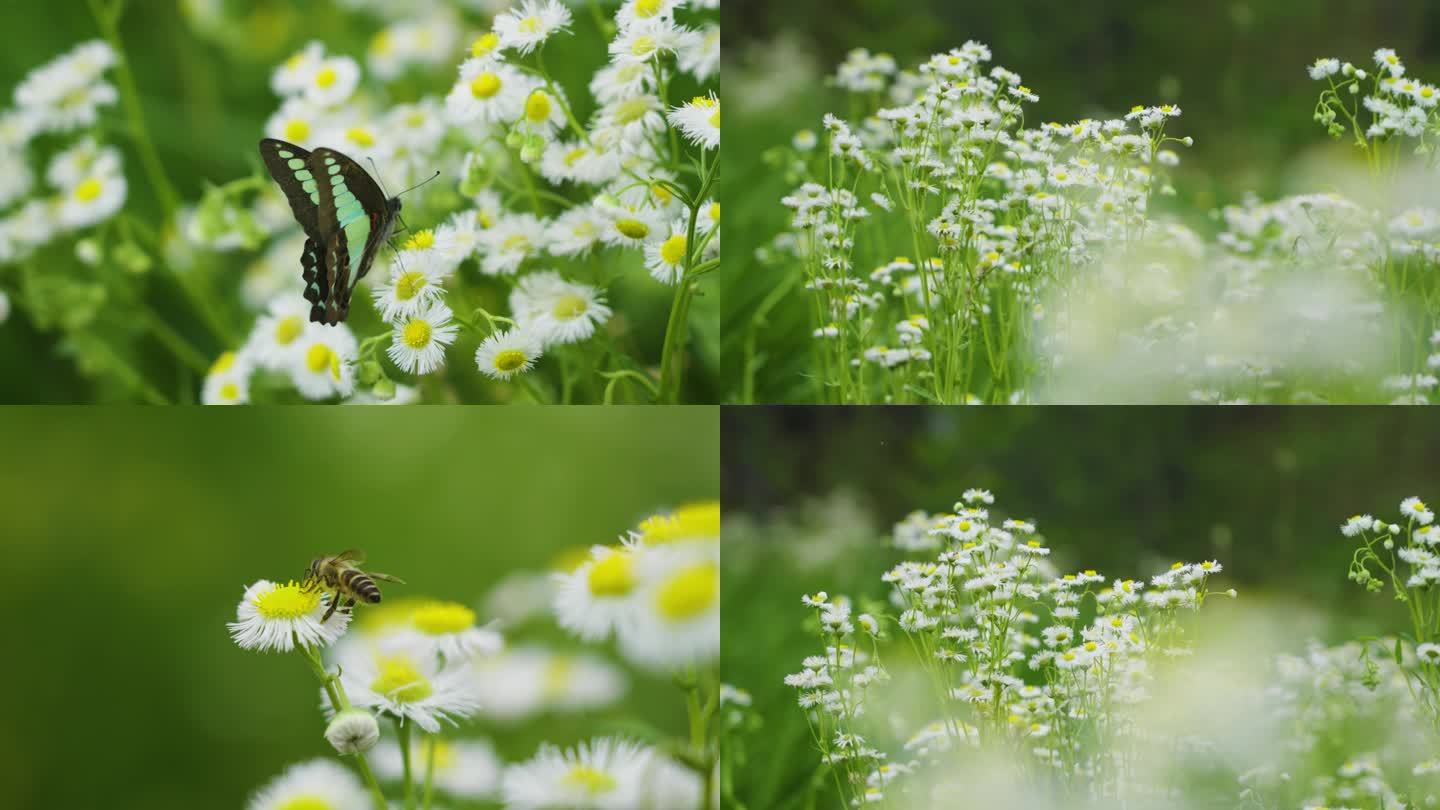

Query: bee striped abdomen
left=343, top=568, right=382, bottom=603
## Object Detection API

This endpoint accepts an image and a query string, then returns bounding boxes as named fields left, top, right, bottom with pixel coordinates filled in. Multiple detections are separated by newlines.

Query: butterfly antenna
left=366, top=156, right=392, bottom=199
left=396, top=171, right=442, bottom=199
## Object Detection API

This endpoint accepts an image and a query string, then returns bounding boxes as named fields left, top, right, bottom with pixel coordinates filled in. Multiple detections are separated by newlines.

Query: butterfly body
left=259, top=138, right=400, bottom=325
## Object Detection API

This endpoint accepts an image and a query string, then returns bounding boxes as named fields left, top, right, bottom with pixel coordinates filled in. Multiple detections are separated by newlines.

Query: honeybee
left=302, top=549, right=406, bottom=623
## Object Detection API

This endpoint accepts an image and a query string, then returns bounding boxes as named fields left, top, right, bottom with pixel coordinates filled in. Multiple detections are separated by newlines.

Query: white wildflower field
left=0, top=0, right=718, bottom=403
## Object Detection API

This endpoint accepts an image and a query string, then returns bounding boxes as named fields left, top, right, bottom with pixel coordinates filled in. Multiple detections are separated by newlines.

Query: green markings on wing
left=323, top=155, right=371, bottom=283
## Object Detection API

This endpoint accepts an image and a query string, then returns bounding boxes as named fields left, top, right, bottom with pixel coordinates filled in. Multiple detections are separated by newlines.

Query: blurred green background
left=0, top=1, right=718, bottom=403
left=721, top=406, right=1434, bottom=808
left=721, top=0, right=1440, bottom=401
left=0, top=406, right=719, bottom=808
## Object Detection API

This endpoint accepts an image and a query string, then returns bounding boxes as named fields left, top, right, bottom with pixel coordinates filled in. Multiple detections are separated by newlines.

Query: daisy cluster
left=781, top=489, right=1231, bottom=806
left=231, top=507, right=716, bottom=809
left=197, top=0, right=719, bottom=404
left=765, top=43, right=1189, bottom=404
left=0, top=40, right=126, bottom=267
left=555, top=500, right=721, bottom=672
left=1239, top=640, right=1432, bottom=810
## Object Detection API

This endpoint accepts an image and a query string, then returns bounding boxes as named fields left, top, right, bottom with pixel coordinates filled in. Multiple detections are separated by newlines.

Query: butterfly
left=259, top=138, right=402, bottom=325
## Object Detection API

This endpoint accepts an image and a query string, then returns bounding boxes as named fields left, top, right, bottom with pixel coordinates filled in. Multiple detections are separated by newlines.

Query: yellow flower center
left=552, top=293, right=587, bottom=320
left=476, top=210, right=493, bottom=228
left=284, top=119, right=310, bottom=143
left=1418, top=501, right=1430, bottom=512
left=518, top=16, right=542, bottom=34
left=525, top=91, right=552, bottom=124
left=631, top=35, right=657, bottom=58
left=394, top=270, right=428, bottom=301
left=587, top=551, right=636, bottom=597
left=306, top=343, right=333, bottom=373
left=636, top=0, right=663, bottom=17
left=346, top=127, right=376, bottom=147
left=275, top=315, right=303, bottom=345
left=405, top=111, right=425, bottom=128
left=371, top=657, right=434, bottom=702
left=403, top=229, right=435, bottom=250
left=638, top=501, right=720, bottom=544
left=210, top=351, right=237, bottom=375
left=707, top=202, right=719, bottom=221
left=402, top=319, right=432, bottom=349
left=660, top=234, right=687, bottom=265
left=615, top=218, right=649, bottom=239
left=315, top=67, right=337, bottom=88
left=254, top=581, right=321, bottom=619
left=74, top=177, right=102, bottom=202
left=502, top=234, right=531, bottom=251
left=370, top=31, right=392, bottom=55
left=656, top=562, right=720, bottom=621
left=542, top=655, right=574, bottom=696
left=614, top=98, right=650, bottom=124
left=564, top=148, right=588, bottom=166
left=412, top=601, right=475, bottom=634
left=277, top=797, right=335, bottom=810
left=219, top=382, right=240, bottom=401
left=709, top=108, right=719, bottom=128
left=471, top=32, right=500, bottom=57
left=563, top=766, right=617, bottom=795
left=471, top=72, right=502, bottom=99
left=493, top=349, right=528, bottom=372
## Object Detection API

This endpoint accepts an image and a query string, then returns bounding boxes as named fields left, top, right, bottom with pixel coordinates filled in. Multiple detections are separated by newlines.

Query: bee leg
left=321, top=591, right=341, bottom=623
left=342, top=597, right=356, bottom=616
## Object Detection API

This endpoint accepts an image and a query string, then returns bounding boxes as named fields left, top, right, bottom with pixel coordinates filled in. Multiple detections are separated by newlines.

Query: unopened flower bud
left=325, top=709, right=379, bottom=754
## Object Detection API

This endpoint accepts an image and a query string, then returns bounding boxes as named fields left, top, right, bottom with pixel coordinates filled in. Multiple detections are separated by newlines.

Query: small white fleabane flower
left=509, top=271, right=613, bottom=347
left=1402, top=496, right=1435, bottom=525
left=667, top=93, right=719, bottom=150
left=502, top=737, right=652, bottom=810
left=1341, top=514, right=1375, bottom=537
left=445, top=60, right=530, bottom=126
left=393, top=600, right=504, bottom=662
left=303, top=54, right=362, bottom=108
left=292, top=323, right=358, bottom=401
left=1308, top=58, right=1341, bottom=80
left=373, top=737, right=503, bottom=800
left=608, top=16, right=691, bottom=66
left=202, top=351, right=252, bottom=406
left=387, top=301, right=459, bottom=374
left=324, top=708, right=380, bottom=755
left=247, top=759, right=370, bottom=810
left=1418, top=642, right=1440, bottom=665
left=336, top=648, right=481, bottom=733
left=56, top=166, right=126, bottom=230
left=272, top=41, right=325, bottom=96
left=494, top=0, right=574, bottom=56
left=644, top=219, right=690, bottom=284
left=228, top=579, right=351, bottom=653
left=475, top=327, right=543, bottom=380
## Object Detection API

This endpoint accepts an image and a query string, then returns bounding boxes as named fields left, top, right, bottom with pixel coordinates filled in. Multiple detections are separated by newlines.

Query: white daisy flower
left=245, top=297, right=311, bottom=371
left=1402, top=496, right=1435, bottom=525
left=0, top=108, right=43, bottom=152
left=493, top=0, right=573, bottom=56
left=46, top=137, right=120, bottom=189
left=265, top=96, right=325, bottom=147
left=370, top=249, right=449, bottom=324
left=247, top=759, right=370, bottom=810
left=477, top=212, right=547, bottom=275
left=385, top=98, right=447, bottom=155
left=667, top=93, right=719, bottom=151
left=15, top=40, right=119, bottom=132
left=445, top=60, right=531, bottom=127
left=228, top=579, right=351, bottom=653
left=678, top=24, right=720, bottom=81
left=554, top=545, right=643, bottom=642
left=387, top=300, right=459, bottom=375
left=56, top=169, right=126, bottom=231
left=271, top=41, right=326, bottom=97
left=545, top=205, right=608, bottom=256
left=434, top=211, right=482, bottom=264
left=475, top=327, right=544, bottom=380
left=1418, top=642, right=1440, bottom=665
left=373, top=737, right=502, bottom=800
left=539, top=142, right=622, bottom=186
left=202, top=351, right=252, bottom=406
left=608, top=17, right=692, bottom=66
left=616, top=0, right=685, bottom=30
left=388, top=600, right=504, bottom=662
left=0, top=152, right=33, bottom=210
left=644, top=219, right=690, bottom=284
left=618, top=545, right=719, bottom=671
left=471, top=645, right=628, bottom=722
left=593, top=95, right=666, bottom=153
left=502, top=737, right=653, bottom=810
left=291, top=322, right=358, bottom=401
left=597, top=201, right=664, bottom=249
left=589, top=61, right=654, bottom=105
left=303, top=55, right=361, bottom=108
left=516, top=88, right=568, bottom=140
left=509, top=271, right=613, bottom=346
left=335, top=647, right=481, bottom=733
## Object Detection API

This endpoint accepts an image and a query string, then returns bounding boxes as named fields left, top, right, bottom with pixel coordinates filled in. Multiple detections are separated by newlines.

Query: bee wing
left=367, top=572, right=406, bottom=584
left=333, top=548, right=367, bottom=564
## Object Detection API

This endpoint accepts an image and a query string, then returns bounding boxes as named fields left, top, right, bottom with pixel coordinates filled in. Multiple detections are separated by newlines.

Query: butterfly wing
left=260, top=139, right=334, bottom=321
left=310, top=147, right=397, bottom=324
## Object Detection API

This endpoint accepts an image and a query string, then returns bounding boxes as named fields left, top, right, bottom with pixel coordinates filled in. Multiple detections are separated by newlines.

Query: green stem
left=140, top=309, right=209, bottom=373
left=396, top=717, right=415, bottom=810
left=298, top=645, right=387, bottom=810
left=515, top=372, right=551, bottom=404
left=422, top=735, right=437, bottom=810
